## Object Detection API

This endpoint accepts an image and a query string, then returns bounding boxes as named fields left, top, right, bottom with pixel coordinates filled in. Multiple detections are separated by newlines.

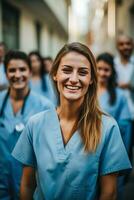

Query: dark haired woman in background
left=29, top=51, right=57, bottom=105
left=96, top=52, right=132, bottom=199
left=0, top=50, right=53, bottom=199
left=97, top=52, right=132, bottom=152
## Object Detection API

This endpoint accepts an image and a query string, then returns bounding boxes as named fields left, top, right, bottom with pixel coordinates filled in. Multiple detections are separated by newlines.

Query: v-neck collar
left=54, top=111, right=80, bottom=157
left=4, top=92, right=31, bottom=120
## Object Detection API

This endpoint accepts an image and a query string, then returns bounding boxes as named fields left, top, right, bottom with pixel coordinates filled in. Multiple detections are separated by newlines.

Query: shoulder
left=29, top=90, right=54, bottom=109
left=102, top=114, right=118, bottom=130
left=115, top=88, right=125, bottom=97
left=27, top=108, right=56, bottom=130
left=0, top=90, right=8, bottom=107
left=101, top=114, right=119, bottom=142
left=115, top=88, right=128, bottom=102
left=114, top=56, right=120, bottom=65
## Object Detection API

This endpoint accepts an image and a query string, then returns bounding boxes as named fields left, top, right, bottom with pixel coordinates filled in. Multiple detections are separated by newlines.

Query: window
left=2, top=2, right=19, bottom=49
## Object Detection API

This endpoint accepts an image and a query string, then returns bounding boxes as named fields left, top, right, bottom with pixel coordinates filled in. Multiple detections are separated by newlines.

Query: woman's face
left=6, top=59, right=31, bottom=91
left=53, top=51, right=92, bottom=104
left=97, top=60, right=112, bottom=85
left=30, top=55, right=41, bottom=74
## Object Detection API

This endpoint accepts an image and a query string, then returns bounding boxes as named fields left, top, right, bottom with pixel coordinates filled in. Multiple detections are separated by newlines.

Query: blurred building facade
left=0, top=0, right=71, bottom=57
left=86, top=0, right=134, bottom=55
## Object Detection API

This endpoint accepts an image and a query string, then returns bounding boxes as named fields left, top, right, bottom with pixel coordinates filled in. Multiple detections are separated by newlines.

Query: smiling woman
left=12, top=43, right=131, bottom=200
left=0, top=50, right=53, bottom=199
left=53, top=51, right=92, bottom=103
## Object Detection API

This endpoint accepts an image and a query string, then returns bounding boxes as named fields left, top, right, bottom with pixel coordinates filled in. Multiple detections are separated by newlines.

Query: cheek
left=6, top=74, right=13, bottom=80
left=107, top=71, right=112, bottom=78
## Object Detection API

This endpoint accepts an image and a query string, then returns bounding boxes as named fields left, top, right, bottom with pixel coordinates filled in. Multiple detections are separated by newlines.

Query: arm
left=20, top=166, right=36, bottom=200
left=99, top=173, right=118, bottom=200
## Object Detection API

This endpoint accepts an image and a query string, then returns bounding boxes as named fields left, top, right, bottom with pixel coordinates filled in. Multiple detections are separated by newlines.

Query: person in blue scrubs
left=96, top=52, right=132, bottom=199
left=12, top=42, right=131, bottom=200
left=29, top=51, right=57, bottom=105
left=0, top=50, right=53, bottom=200
left=96, top=53, right=132, bottom=153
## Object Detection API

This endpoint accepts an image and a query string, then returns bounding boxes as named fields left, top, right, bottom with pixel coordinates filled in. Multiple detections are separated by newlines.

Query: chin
left=64, top=95, right=82, bottom=102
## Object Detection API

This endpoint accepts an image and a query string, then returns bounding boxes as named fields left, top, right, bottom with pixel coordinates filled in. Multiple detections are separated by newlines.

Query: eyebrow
left=62, top=65, right=89, bottom=70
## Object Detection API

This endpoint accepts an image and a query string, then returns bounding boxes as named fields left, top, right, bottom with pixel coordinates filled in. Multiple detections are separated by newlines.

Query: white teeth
left=66, top=85, right=80, bottom=90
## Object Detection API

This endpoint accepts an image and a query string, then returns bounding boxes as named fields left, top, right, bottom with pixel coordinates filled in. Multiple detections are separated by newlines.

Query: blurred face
left=44, top=59, right=53, bottom=73
left=53, top=51, right=92, bottom=103
left=30, top=55, right=41, bottom=74
left=117, top=36, right=133, bottom=59
left=97, top=60, right=112, bottom=85
left=6, top=59, right=31, bottom=91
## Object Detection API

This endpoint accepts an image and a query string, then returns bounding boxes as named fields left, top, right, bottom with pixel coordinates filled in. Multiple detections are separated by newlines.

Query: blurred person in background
left=0, top=42, right=8, bottom=91
left=97, top=52, right=132, bottom=200
left=97, top=52, right=132, bottom=154
left=0, top=50, right=53, bottom=200
left=29, top=51, right=57, bottom=105
left=43, top=56, right=53, bottom=74
left=114, top=34, right=134, bottom=164
left=12, top=42, right=131, bottom=200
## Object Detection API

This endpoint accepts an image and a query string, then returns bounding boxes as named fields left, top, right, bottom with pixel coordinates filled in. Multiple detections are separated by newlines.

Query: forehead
left=60, top=51, right=91, bottom=67
left=97, top=60, right=111, bottom=68
left=7, top=59, right=29, bottom=68
left=118, top=36, right=132, bottom=44
left=30, top=54, right=39, bottom=60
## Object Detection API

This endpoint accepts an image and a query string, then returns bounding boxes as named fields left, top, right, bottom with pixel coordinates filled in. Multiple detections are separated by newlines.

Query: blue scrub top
left=12, top=109, right=131, bottom=200
left=0, top=90, right=54, bottom=199
left=99, top=88, right=132, bottom=152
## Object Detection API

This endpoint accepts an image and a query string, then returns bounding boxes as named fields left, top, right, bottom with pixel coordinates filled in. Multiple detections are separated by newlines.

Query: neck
left=9, top=87, right=29, bottom=100
left=98, top=83, right=107, bottom=96
left=57, top=99, right=83, bottom=121
left=32, top=71, right=41, bottom=77
left=120, top=55, right=130, bottom=65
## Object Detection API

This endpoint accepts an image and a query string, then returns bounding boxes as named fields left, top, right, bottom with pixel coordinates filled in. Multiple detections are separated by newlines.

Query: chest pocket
left=66, top=153, right=99, bottom=190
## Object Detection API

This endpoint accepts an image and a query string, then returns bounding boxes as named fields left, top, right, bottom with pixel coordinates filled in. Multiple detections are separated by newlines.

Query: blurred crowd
left=0, top=34, right=134, bottom=200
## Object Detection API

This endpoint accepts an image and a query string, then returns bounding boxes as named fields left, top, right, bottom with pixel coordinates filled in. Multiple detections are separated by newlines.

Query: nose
left=15, top=69, right=21, bottom=78
left=69, top=71, right=79, bottom=84
left=98, top=69, right=105, bottom=76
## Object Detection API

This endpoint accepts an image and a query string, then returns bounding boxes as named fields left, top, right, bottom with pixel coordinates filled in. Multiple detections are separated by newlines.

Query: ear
left=53, top=75, right=57, bottom=81
left=89, top=80, right=93, bottom=85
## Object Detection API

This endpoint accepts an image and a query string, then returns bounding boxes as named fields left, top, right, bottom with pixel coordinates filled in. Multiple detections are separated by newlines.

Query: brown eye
left=79, top=70, right=88, bottom=76
left=62, top=68, right=72, bottom=74
left=20, top=67, right=27, bottom=72
left=8, top=68, right=16, bottom=73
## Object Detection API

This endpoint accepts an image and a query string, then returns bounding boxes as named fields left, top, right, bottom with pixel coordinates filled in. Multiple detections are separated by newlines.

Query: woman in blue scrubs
left=29, top=51, right=57, bottom=105
left=96, top=53, right=132, bottom=153
left=96, top=52, right=132, bottom=200
left=12, top=43, right=131, bottom=200
left=0, top=50, right=53, bottom=199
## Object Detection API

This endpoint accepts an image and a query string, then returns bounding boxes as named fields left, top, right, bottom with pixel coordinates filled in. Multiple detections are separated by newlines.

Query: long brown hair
left=50, top=42, right=103, bottom=152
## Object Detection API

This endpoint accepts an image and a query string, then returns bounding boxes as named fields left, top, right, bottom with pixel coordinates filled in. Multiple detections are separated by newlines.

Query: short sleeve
left=12, top=120, right=36, bottom=168
left=100, top=121, right=131, bottom=175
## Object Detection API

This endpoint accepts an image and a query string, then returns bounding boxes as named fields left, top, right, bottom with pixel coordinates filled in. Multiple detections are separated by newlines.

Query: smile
left=65, top=85, right=81, bottom=90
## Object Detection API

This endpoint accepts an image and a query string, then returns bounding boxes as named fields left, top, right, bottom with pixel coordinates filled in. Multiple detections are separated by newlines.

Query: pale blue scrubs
left=0, top=90, right=53, bottom=200
left=30, top=74, right=57, bottom=106
left=99, top=88, right=132, bottom=153
left=12, top=109, right=131, bottom=200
